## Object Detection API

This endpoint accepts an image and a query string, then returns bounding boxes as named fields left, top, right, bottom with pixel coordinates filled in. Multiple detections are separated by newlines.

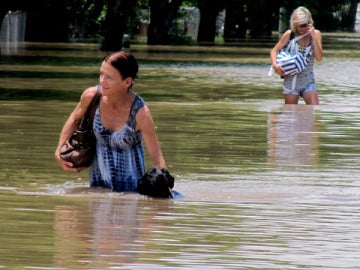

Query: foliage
left=168, top=7, right=197, bottom=44
left=64, top=0, right=105, bottom=41
left=137, top=0, right=149, bottom=8
left=182, top=0, right=197, bottom=6
left=1, top=0, right=359, bottom=45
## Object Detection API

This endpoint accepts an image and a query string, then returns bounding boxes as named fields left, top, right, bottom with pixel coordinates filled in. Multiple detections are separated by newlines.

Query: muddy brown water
left=1, top=36, right=360, bottom=269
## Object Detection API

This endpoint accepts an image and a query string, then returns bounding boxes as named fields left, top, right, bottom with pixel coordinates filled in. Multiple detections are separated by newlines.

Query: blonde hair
left=290, top=6, right=314, bottom=32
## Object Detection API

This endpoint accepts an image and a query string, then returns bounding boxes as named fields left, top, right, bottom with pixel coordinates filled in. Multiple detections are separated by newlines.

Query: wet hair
left=103, top=51, right=139, bottom=79
left=290, top=6, right=314, bottom=32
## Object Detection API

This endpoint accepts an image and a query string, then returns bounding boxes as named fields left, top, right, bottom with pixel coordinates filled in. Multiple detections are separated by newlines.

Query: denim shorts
left=283, top=83, right=316, bottom=97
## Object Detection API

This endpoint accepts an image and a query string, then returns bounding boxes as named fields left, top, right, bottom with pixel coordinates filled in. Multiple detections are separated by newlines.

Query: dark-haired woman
left=55, top=51, right=168, bottom=192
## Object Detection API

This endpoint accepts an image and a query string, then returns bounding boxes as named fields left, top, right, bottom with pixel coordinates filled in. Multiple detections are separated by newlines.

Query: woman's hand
left=273, top=63, right=285, bottom=77
left=55, top=150, right=84, bottom=173
left=307, top=26, right=323, bottom=62
left=270, top=30, right=291, bottom=77
left=307, top=24, right=316, bottom=38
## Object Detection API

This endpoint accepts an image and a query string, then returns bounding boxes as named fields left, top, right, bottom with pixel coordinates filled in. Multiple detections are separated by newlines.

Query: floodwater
left=1, top=34, right=360, bottom=269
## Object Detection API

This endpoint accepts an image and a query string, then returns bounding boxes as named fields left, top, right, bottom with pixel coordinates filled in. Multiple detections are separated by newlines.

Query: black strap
left=290, top=31, right=295, bottom=40
left=79, top=85, right=101, bottom=131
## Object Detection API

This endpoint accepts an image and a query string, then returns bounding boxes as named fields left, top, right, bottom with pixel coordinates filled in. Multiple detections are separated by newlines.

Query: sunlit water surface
left=1, top=37, right=360, bottom=269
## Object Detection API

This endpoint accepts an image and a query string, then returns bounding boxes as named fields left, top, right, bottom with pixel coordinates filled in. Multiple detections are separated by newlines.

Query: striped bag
left=276, top=50, right=308, bottom=76
left=276, top=32, right=311, bottom=76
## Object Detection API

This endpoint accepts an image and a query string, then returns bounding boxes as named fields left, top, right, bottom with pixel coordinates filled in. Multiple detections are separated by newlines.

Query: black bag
left=59, top=87, right=101, bottom=168
left=137, top=168, right=175, bottom=198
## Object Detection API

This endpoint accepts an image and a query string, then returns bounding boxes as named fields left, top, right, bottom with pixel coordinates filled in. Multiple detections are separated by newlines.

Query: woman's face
left=296, top=22, right=309, bottom=34
left=99, top=61, right=127, bottom=96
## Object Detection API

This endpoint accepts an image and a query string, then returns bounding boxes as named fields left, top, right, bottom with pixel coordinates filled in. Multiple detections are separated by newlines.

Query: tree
left=340, top=0, right=359, bottom=31
left=100, top=0, right=136, bottom=51
left=1, top=0, right=359, bottom=46
left=65, top=0, right=105, bottom=40
left=26, top=0, right=68, bottom=42
left=223, top=0, right=246, bottom=41
left=313, top=0, right=359, bottom=31
left=197, top=0, right=225, bottom=44
left=246, top=0, right=279, bottom=38
left=276, top=0, right=360, bottom=32
left=147, top=0, right=184, bottom=45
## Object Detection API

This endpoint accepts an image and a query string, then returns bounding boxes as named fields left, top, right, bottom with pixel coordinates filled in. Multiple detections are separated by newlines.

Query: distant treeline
left=0, top=0, right=358, bottom=50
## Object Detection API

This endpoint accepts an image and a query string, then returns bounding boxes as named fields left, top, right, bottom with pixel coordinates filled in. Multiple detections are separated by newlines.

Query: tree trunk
left=246, top=0, right=276, bottom=38
left=147, top=0, right=183, bottom=45
left=341, top=0, right=359, bottom=31
left=100, top=0, right=134, bottom=51
left=223, top=0, right=246, bottom=42
left=197, top=0, right=224, bottom=44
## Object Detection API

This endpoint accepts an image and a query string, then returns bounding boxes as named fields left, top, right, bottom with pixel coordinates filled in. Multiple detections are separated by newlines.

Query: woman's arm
left=136, top=105, right=166, bottom=169
left=310, top=28, right=323, bottom=62
left=270, top=30, right=291, bottom=77
left=55, top=86, right=98, bottom=172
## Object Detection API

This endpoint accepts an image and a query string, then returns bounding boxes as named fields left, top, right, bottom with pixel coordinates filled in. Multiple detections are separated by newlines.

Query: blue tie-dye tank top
left=89, top=94, right=146, bottom=192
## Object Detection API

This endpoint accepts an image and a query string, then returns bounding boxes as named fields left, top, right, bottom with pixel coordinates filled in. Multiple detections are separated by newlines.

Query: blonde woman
left=270, top=6, right=323, bottom=105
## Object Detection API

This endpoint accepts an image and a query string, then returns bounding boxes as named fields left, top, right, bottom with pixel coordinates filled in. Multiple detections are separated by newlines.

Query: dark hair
left=103, top=51, right=139, bottom=79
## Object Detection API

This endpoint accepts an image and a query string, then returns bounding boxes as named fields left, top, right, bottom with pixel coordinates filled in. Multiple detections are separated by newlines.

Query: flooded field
left=1, top=34, right=360, bottom=269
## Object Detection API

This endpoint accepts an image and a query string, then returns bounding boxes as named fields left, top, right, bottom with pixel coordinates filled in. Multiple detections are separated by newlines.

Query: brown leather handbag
left=59, top=87, right=101, bottom=168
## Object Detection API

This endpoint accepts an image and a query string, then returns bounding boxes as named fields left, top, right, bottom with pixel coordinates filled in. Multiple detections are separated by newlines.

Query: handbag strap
left=268, top=32, right=310, bottom=77
left=79, top=85, right=101, bottom=130
left=286, top=32, right=309, bottom=52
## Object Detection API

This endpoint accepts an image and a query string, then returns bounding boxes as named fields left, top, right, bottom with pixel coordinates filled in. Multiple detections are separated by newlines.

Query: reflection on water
left=1, top=38, right=360, bottom=268
left=267, top=105, right=320, bottom=168
left=54, top=197, right=147, bottom=267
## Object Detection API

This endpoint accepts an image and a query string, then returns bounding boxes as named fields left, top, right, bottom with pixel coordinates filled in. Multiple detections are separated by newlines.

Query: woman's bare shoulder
left=81, top=86, right=98, bottom=102
left=281, top=30, right=292, bottom=40
left=314, top=29, right=322, bottom=37
left=74, top=85, right=99, bottom=115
